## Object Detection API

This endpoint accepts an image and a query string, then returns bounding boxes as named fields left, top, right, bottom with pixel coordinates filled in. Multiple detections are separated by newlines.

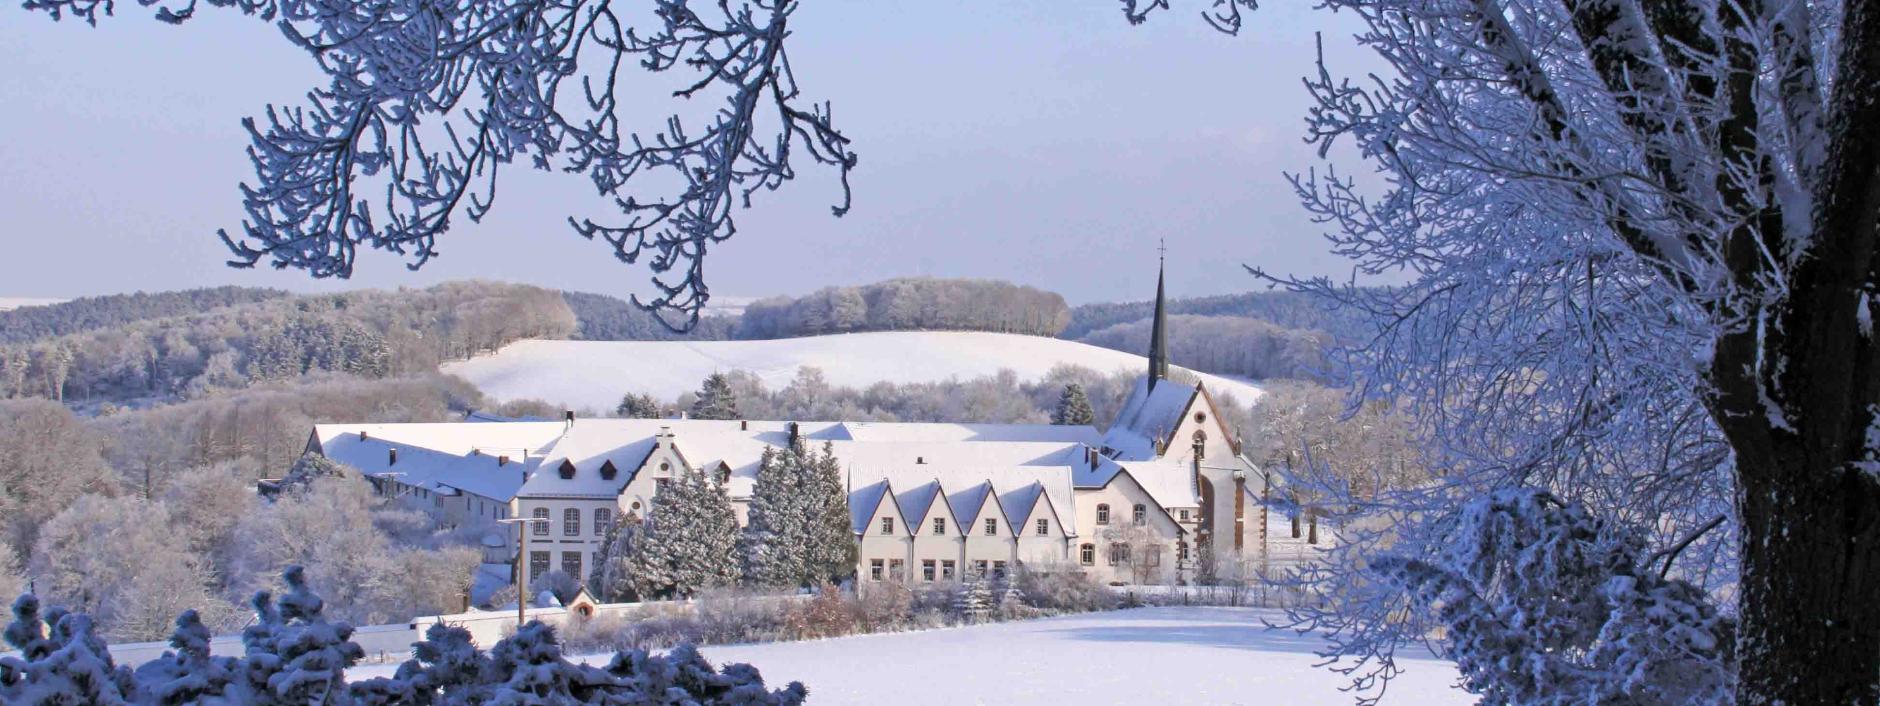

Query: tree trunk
left=1732, top=453, right=1880, bottom=705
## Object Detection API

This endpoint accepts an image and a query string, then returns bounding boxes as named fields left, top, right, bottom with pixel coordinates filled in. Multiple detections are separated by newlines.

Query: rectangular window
left=973, top=560, right=988, bottom=578
left=562, top=551, right=584, bottom=579
left=594, top=508, right=612, bottom=537
left=1179, top=509, right=1191, bottom=522
left=922, top=560, right=936, bottom=582
left=880, top=516, right=895, bottom=535
left=1080, top=544, right=1095, bottom=565
left=992, top=561, right=1007, bottom=580
left=932, top=517, right=946, bottom=535
left=941, top=560, right=956, bottom=581
left=529, top=551, right=550, bottom=580
left=1035, top=519, right=1049, bottom=536
left=1133, top=504, right=1147, bottom=526
left=870, top=559, right=885, bottom=581
left=984, top=518, right=997, bottom=536
left=1108, top=543, right=1124, bottom=566
left=532, top=508, right=550, bottom=536
left=564, top=508, right=581, bottom=536
left=889, top=559, right=905, bottom=581
left=1146, top=545, right=1162, bottom=567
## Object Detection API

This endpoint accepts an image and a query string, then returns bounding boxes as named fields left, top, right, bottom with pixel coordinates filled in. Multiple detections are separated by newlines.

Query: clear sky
left=0, top=2, right=1378, bottom=305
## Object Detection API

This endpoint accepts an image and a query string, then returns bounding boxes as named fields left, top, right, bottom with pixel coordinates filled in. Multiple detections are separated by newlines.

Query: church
left=304, top=266, right=1308, bottom=589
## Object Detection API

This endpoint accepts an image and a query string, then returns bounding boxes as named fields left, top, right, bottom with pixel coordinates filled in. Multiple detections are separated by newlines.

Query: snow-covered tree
left=689, top=373, right=742, bottom=421
left=952, top=578, right=994, bottom=624
left=28, top=494, right=240, bottom=642
left=743, top=442, right=855, bottom=588
left=614, top=392, right=663, bottom=419
left=24, top=0, right=854, bottom=330
left=1050, top=383, right=1096, bottom=426
left=621, top=467, right=739, bottom=599
left=1091, top=0, right=1880, bottom=700
left=1374, top=490, right=1734, bottom=706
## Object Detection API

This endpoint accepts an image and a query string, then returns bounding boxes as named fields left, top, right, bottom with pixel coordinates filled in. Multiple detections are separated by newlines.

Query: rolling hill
left=441, top=331, right=1264, bottom=411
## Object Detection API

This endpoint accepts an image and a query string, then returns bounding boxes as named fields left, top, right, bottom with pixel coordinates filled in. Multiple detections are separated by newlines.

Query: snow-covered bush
left=1013, top=564, right=1117, bottom=614
left=0, top=566, right=806, bottom=704
left=1375, top=490, right=1734, bottom=706
left=781, top=586, right=853, bottom=640
left=952, top=579, right=995, bottom=624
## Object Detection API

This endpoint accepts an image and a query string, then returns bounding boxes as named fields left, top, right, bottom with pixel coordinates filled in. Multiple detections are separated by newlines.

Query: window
left=1179, top=509, right=1191, bottom=522
left=529, top=551, right=550, bottom=579
left=659, top=461, right=671, bottom=472
left=1146, top=545, right=1162, bottom=567
left=1194, top=411, right=1207, bottom=424
left=564, top=508, right=581, bottom=536
left=532, top=508, right=550, bottom=536
left=1108, top=543, right=1130, bottom=565
left=922, top=560, right=936, bottom=582
left=869, top=559, right=885, bottom=581
left=1035, top=519, right=1049, bottom=536
left=562, top=551, right=583, bottom=579
left=941, top=560, right=956, bottom=581
left=932, top=517, right=947, bottom=535
left=880, top=517, right=895, bottom=535
left=1079, top=544, right=1095, bottom=565
left=1133, top=504, right=1147, bottom=526
left=1178, top=542, right=1189, bottom=561
left=889, top=559, right=905, bottom=581
left=983, top=518, right=997, bottom=536
left=992, top=561, right=1007, bottom=579
left=594, top=508, right=612, bottom=537
left=1096, top=504, right=1111, bottom=525
left=973, top=560, right=989, bottom=577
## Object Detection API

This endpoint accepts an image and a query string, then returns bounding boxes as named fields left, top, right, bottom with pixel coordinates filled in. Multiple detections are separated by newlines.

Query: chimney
left=498, top=455, right=510, bottom=467
left=786, top=421, right=801, bottom=449
left=564, top=410, right=575, bottom=428
left=740, top=420, right=748, bottom=431
left=358, top=430, right=369, bottom=441
left=1086, top=447, right=1098, bottom=468
left=916, top=456, right=925, bottom=465
left=387, top=448, right=397, bottom=466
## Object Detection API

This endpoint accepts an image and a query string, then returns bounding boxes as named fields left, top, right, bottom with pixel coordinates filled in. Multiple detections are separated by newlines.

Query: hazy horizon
left=1, top=3, right=1385, bottom=305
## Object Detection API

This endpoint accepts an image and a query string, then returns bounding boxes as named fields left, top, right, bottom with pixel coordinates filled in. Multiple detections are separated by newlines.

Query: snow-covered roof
left=1100, top=378, right=1200, bottom=461
left=314, top=424, right=556, bottom=501
left=838, top=422, right=1099, bottom=444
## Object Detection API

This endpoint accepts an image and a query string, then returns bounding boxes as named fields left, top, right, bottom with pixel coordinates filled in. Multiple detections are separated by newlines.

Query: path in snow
left=694, top=606, right=1466, bottom=706
left=443, top=332, right=1265, bottom=413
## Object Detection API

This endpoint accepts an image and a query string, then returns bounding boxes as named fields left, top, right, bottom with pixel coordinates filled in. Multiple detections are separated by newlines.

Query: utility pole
left=497, top=516, right=549, bottom=631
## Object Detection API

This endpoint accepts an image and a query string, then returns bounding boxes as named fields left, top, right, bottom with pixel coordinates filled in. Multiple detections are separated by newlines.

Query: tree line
left=1076, top=314, right=1333, bottom=382
left=0, top=286, right=290, bottom=346
left=735, top=278, right=1071, bottom=339
left=0, top=281, right=575, bottom=406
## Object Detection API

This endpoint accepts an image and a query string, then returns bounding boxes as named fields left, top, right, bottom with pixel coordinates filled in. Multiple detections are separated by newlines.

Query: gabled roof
left=848, top=480, right=902, bottom=535
left=946, top=481, right=996, bottom=526
left=894, top=479, right=947, bottom=528
left=1100, top=377, right=1200, bottom=461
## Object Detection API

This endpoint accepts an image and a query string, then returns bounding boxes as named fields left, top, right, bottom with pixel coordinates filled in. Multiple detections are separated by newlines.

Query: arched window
left=1192, top=429, right=1207, bottom=461
left=563, top=508, right=581, bottom=536
left=1133, top=504, right=1147, bottom=526
left=532, top=508, right=549, bottom=536
left=1079, top=543, right=1095, bottom=565
left=1095, top=504, right=1111, bottom=525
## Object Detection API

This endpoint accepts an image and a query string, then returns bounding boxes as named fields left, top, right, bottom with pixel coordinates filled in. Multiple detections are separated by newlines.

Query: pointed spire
left=1148, top=242, right=1170, bottom=390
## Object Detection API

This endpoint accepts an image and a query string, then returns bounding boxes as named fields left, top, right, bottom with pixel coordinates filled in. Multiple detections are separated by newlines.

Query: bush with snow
left=0, top=567, right=805, bottom=705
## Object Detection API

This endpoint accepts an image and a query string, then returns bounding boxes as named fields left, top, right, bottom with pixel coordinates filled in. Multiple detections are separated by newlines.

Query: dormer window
left=558, top=459, right=577, bottom=480
left=599, top=460, right=618, bottom=481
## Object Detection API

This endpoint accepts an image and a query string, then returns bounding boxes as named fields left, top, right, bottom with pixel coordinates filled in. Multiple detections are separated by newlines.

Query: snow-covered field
left=443, top=332, right=1264, bottom=412
left=350, top=606, right=1466, bottom=705
left=0, top=297, right=65, bottom=311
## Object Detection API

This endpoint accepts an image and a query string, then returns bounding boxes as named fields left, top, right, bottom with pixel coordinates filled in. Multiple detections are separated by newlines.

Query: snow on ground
left=348, top=606, right=1465, bottom=705
left=443, top=332, right=1265, bottom=412
left=0, top=297, right=66, bottom=311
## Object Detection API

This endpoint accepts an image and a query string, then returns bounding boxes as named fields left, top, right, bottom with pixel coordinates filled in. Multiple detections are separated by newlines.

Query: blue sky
left=0, top=2, right=1377, bottom=304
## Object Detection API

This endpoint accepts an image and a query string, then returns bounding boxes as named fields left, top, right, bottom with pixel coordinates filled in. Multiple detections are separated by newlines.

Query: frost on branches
left=742, top=442, right=857, bottom=588
left=23, top=0, right=856, bottom=330
left=1375, top=490, right=1733, bottom=706
left=0, top=566, right=805, bottom=705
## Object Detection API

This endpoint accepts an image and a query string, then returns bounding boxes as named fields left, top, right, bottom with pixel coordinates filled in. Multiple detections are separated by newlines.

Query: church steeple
left=1148, top=242, right=1169, bottom=390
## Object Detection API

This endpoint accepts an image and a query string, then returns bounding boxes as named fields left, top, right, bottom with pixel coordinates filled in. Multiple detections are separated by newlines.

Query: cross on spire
left=1157, top=237, right=1166, bottom=266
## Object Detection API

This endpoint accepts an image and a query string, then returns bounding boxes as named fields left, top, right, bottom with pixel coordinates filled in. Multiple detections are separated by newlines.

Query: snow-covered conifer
left=133, top=609, right=239, bottom=705
left=1050, top=383, right=1095, bottom=426
left=953, top=579, right=994, bottom=624
left=624, top=467, right=739, bottom=598
left=743, top=442, right=856, bottom=588
left=614, top=393, right=664, bottom=419
left=689, top=373, right=742, bottom=420
left=238, top=566, right=365, bottom=705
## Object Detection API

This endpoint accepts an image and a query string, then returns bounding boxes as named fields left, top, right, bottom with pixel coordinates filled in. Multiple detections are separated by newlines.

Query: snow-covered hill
left=0, top=297, right=66, bottom=312
left=442, top=332, right=1263, bottom=411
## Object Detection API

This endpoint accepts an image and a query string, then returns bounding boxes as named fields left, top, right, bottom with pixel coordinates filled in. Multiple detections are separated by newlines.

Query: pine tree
left=614, top=392, right=664, bottom=419
left=1051, top=383, right=1095, bottom=426
left=953, top=578, right=994, bottom=624
left=742, top=442, right=856, bottom=588
left=689, top=373, right=740, bottom=420
left=624, top=467, right=739, bottom=598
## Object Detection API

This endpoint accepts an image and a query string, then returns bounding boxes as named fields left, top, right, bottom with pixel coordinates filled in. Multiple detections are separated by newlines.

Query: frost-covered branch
left=23, top=0, right=855, bottom=330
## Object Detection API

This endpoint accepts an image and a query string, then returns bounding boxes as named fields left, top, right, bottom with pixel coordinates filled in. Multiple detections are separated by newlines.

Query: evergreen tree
left=688, top=373, right=741, bottom=420
left=614, top=392, right=664, bottom=419
left=953, top=578, right=994, bottom=624
left=593, top=516, right=643, bottom=603
left=1051, top=383, right=1095, bottom=426
left=741, top=442, right=856, bottom=588
left=623, top=468, right=739, bottom=599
